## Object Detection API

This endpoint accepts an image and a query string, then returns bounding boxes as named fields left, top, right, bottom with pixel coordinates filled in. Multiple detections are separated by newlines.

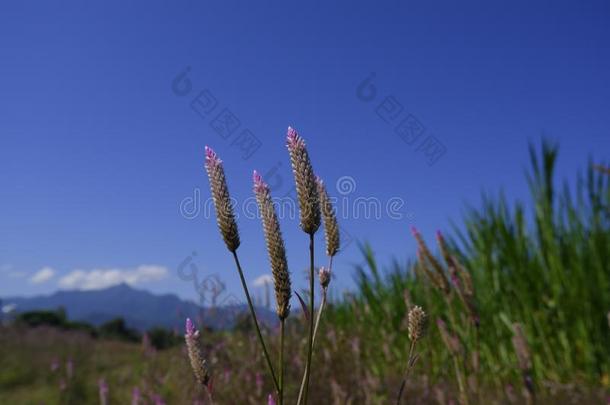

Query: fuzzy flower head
left=204, top=146, right=240, bottom=252
left=268, top=394, right=277, bottom=405
left=408, top=305, right=427, bottom=341
left=286, top=127, right=320, bottom=235
left=316, top=176, right=340, bottom=257
left=186, top=317, right=197, bottom=337
left=184, top=318, right=210, bottom=387
left=318, top=266, right=331, bottom=289
left=253, top=170, right=291, bottom=320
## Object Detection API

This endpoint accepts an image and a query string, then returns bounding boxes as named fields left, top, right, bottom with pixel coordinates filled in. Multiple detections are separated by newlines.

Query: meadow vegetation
left=0, top=139, right=608, bottom=404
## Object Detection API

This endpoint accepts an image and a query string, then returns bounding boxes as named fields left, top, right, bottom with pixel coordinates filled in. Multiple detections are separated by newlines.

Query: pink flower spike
left=410, top=226, right=420, bottom=237
left=286, top=126, right=304, bottom=150
left=204, top=146, right=222, bottom=167
left=253, top=170, right=268, bottom=193
left=268, top=394, right=276, bottom=405
left=319, top=266, right=331, bottom=288
left=287, top=126, right=297, bottom=143
left=185, top=318, right=196, bottom=337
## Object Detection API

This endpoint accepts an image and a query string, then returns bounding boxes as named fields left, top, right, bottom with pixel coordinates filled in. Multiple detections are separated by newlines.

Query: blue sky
left=1, top=1, right=609, bottom=304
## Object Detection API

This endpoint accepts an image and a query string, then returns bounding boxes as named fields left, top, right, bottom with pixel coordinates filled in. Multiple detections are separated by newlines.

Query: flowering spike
left=318, top=266, right=331, bottom=289
left=286, top=126, right=320, bottom=235
left=253, top=170, right=267, bottom=194
left=412, top=228, right=451, bottom=294
left=410, top=226, right=420, bottom=237
left=184, top=318, right=210, bottom=387
left=185, top=318, right=196, bottom=337
left=316, top=176, right=340, bottom=257
left=407, top=305, right=427, bottom=341
left=268, top=393, right=277, bottom=405
left=286, top=126, right=301, bottom=148
left=204, top=146, right=240, bottom=252
left=253, top=169, right=291, bottom=320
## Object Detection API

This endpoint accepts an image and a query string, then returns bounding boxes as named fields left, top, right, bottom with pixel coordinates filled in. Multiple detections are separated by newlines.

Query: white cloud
left=58, top=265, right=168, bottom=290
left=29, top=267, right=55, bottom=284
left=252, top=274, right=273, bottom=287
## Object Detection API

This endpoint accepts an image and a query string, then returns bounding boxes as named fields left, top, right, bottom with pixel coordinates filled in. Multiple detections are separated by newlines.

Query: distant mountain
left=1, top=283, right=277, bottom=331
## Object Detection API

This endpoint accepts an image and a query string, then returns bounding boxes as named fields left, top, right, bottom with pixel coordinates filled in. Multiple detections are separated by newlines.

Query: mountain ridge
left=1, top=283, right=277, bottom=331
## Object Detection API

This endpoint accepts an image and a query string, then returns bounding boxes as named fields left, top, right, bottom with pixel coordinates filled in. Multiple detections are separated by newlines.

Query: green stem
left=453, top=354, right=469, bottom=405
left=395, top=339, right=417, bottom=405
left=231, top=251, right=280, bottom=394
left=296, top=288, right=327, bottom=404
left=279, top=319, right=285, bottom=405
left=473, top=323, right=481, bottom=403
left=302, top=233, right=315, bottom=405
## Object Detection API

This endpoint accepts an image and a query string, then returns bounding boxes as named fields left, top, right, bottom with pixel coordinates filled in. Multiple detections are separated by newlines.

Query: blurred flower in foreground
left=98, top=378, right=109, bottom=405
left=185, top=318, right=211, bottom=388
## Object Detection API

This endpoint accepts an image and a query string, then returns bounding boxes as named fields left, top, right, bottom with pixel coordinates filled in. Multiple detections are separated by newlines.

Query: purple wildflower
left=98, top=378, right=109, bottom=405
left=131, top=387, right=141, bottom=405
left=184, top=318, right=210, bottom=387
left=204, top=145, right=222, bottom=167
left=186, top=317, right=196, bottom=337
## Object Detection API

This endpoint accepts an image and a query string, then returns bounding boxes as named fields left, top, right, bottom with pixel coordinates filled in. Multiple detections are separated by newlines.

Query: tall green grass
left=328, top=141, right=610, bottom=389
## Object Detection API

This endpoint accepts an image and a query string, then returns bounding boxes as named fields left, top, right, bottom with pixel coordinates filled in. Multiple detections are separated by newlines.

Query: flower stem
left=395, top=339, right=417, bottom=404
left=231, top=251, right=280, bottom=394
left=279, top=319, right=285, bottom=405
left=296, top=287, right=327, bottom=404
left=302, top=233, right=315, bottom=405
left=453, top=354, right=469, bottom=405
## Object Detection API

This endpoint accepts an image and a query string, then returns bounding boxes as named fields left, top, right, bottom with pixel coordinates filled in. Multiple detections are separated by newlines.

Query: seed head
left=407, top=305, right=427, bottom=341
left=253, top=171, right=291, bottom=320
left=436, top=230, right=478, bottom=325
left=318, top=266, right=331, bottom=289
left=286, top=127, right=320, bottom=235
left=316, top=176, right=340, bottom=256
left=184, top=318, right=210, bottom=387
left=436, top=318, right=460, bottom=355
left=412, top=226, right=450, bottom=294
left=204, top=146, right=240, bottom=252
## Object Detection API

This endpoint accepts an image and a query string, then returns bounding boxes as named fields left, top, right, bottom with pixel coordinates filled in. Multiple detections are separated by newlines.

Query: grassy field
left=1, top=142, right=608, bottom=404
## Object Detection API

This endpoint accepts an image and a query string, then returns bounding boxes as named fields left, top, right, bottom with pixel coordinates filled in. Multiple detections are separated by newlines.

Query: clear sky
left=1, top=1, right=609, bottom=305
